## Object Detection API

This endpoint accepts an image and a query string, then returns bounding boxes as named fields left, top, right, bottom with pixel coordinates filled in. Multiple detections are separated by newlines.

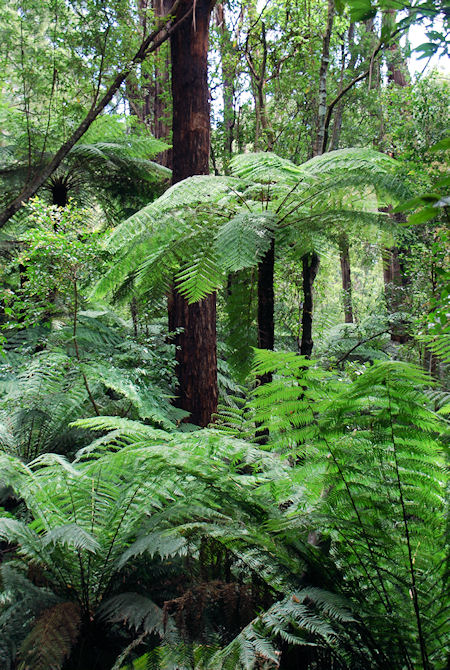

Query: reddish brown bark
left=126, top=0, right=173, bottom=166
left=168, top=289, right=218, bottom=427
left=385, top=9, right=409, bottom=87
left=169, top=0, right=218, bottom=427
left=382, top=243, right=409, bottom=343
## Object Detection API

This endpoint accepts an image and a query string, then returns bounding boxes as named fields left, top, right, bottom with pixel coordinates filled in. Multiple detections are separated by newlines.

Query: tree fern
left=243, top=351, right=448, bottom=668
left=0, top=310, right=183, bottom=462
left=92, top=148, right=407, bottom=311
left=0, top=417, right=361, bottom=669
left=1, top=356, right=446, bottom=668
left=0, top=115, right=171, bottom=223
left=0, top=422, right=285, bottom=667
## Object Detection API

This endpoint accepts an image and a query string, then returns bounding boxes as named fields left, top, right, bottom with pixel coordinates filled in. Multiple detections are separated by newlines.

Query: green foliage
left=247, top=352, right=448, bottom=668
left=0, top=115, right=171, bottom=224
left=2, top=198, right=100, bottom=327
left=0, top=420, right=313, bottom=668
left=0, top=350, right=448, bottom=668
left=1, top=3, right=449, bottom=670
left=94, top=146, right=407, bottom=389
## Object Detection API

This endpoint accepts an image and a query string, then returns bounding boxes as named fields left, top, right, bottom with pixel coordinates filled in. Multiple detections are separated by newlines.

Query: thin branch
left=110, top=632, right=148, bottom=670
left=39, top=0, right=59, bottom=164
left=335, top=328, right=391, bottom=365
left=322, top=25, right=405, bottom=152
left=0, top=0, right=189, bottom=228
left=92, top=24, right=111, bottom=107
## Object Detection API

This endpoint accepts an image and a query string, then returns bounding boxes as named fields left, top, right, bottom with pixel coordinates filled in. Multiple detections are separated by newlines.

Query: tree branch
left=335, top=328, right=390, bottom=366
left=322, top=25, right=405, bottom=153
left=0, top=0, right=190, bottom=228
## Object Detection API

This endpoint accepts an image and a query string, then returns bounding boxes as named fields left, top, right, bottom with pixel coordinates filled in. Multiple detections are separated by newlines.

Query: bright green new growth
left=93, top=148, right=407, bottom=307
left=0, top=356, right=446, bottom=669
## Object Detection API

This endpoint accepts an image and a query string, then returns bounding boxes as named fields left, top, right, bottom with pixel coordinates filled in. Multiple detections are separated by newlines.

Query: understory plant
left=0, top=355, right=447, bottom=670
left=0, top=420, right=352, bottom=670
left=0, top=200, right=184, bottom=464
left=93, top=148, right=407, bottom=376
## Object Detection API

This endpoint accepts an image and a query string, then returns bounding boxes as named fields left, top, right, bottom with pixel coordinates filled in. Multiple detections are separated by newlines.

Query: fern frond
left=215, top=212, right=275, bottom=272
left=17, top=602, right=81, bottom=670
left=99, top=593, right=171, bottom=638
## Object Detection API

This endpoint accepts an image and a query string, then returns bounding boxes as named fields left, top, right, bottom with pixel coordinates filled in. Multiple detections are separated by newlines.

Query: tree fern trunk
left=169, top=0, right=218, bottom=427
left=255, top=238, right=274, bottom=439
left=300, top=252, right=320, bottom=357
left=51, top=181, right=68, bottom=207
left=257, top=238, right=275, bottom=376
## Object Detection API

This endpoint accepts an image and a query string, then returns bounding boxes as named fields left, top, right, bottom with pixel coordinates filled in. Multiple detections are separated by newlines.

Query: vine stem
left=73, top=279, right=99, bottom=416
left=386, top=378, right=429, bottom=669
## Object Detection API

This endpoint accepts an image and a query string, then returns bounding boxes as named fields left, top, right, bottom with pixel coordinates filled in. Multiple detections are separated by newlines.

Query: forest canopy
left=0, top=0, right=448, bottom=669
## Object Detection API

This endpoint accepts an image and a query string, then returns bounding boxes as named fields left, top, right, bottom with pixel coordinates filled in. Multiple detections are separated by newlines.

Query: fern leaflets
left=94, top=148, right=407, bottom=308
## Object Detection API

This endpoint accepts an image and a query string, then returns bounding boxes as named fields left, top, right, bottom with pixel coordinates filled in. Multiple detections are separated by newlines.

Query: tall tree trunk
left=245, top=20, right=274, bottom=151
left=126, top=0, right=173, bottom=167
left=299, top=0, right=333, bottom=357
left=330, top=23, right=356, bottom=151
left=244, top=12, right=275, bottom=368
left=382, top=240, right=409, bottom=343
left=339, top=234, right=354, bottom=323
left=385, top=9, right=409, bottom=87
left=215, top=3, right=235, bottom=169
left=169, top=0, right=217, bottom=427
left=152, top=0, right=173, bottom=167
left=312, top=0, right=334, bottom=157
left=331, top=25, right=356, bottom=325
left=300, top=252, right=320, bottom=357
left=381, top=11, right=410, bottom=343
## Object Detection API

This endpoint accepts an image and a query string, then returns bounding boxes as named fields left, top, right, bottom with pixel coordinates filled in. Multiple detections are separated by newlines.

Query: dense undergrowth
left=0, top=310, right=448, bottom=668
left=0, top=111, right=448, bottom=670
